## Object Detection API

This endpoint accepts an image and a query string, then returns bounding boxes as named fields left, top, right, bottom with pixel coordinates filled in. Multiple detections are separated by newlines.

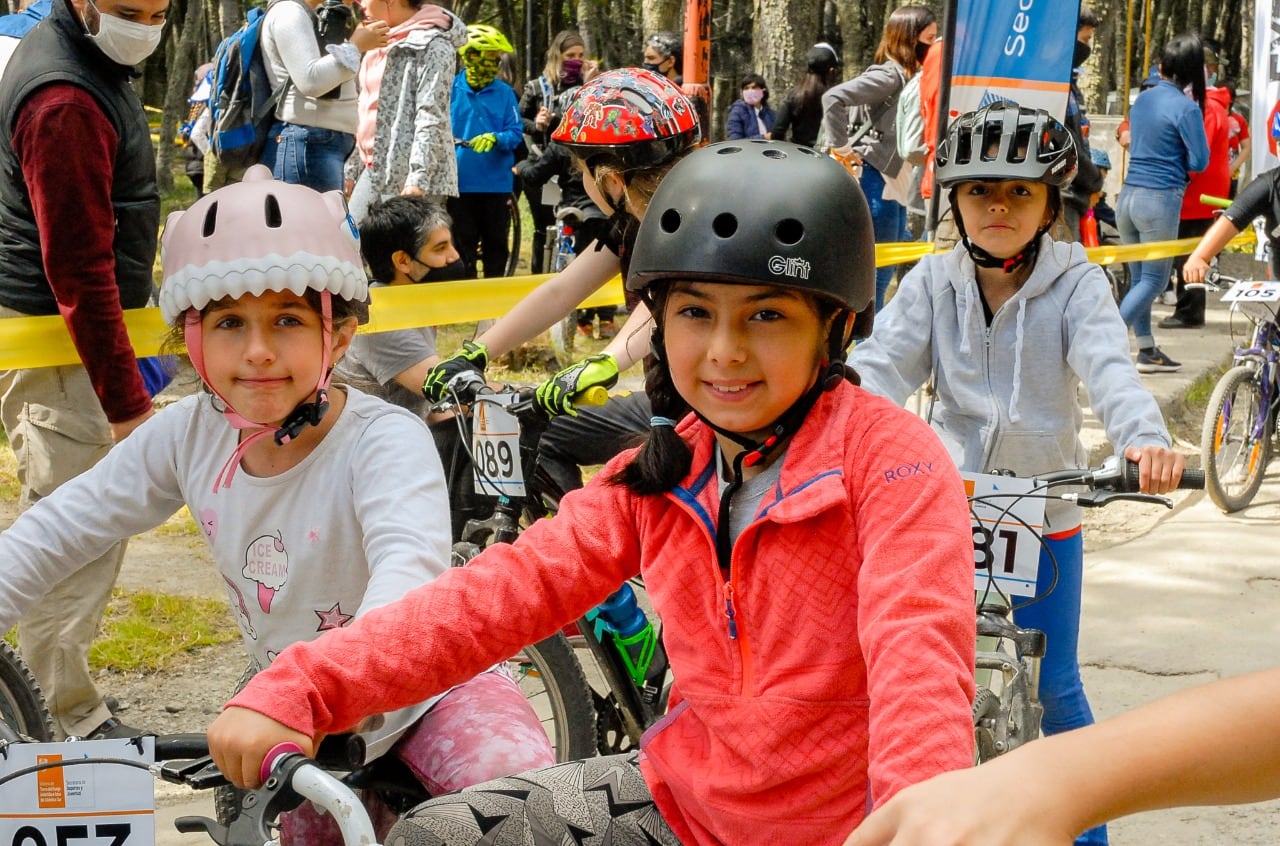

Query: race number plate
left=1221, top=279, right=1280, bottom=302
left=962, top=472, right=1046, bottom=598
left=0, top=738, right=155, bottom=846
left=472, top=398, right=525, bottom=498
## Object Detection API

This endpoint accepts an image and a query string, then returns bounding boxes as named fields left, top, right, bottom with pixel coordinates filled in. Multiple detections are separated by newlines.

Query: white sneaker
left=1160, top=290, right=1178, bottom=306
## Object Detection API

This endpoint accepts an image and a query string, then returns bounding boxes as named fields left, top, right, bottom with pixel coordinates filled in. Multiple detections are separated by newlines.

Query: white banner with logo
left=1254, top=0, right=1280, bottom=181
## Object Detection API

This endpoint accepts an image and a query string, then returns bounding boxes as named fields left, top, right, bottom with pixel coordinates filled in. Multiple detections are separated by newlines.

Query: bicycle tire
left=509, top=634, right=597, bottom=762
left=1106, top=262, right=1130, bottom=305
left=1201, top=364, right=1273, bottom=513
left=504, top=193, right=522, bottom=278
left=0, top=640, right=53, bottom=741
left=971, top=686, right=1000, bottom=764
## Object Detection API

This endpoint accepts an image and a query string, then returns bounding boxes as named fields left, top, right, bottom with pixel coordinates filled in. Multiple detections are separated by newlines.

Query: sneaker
left=596, top=320, right=618, bottom=339
left=1136, top=347, right=1181, bottom=373
left=576, top=323, right=594, bottom=338
left=85, top=716, right=146, bottom=740
left=1160, top=289, right=1178, bottom=306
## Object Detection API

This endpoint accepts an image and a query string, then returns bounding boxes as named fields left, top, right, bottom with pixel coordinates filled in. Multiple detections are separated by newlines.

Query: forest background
left=0, top=0, right=1253, bottom=192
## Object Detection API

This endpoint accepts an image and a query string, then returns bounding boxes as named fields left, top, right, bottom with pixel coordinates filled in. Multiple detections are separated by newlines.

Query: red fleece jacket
left=229, top=381, right=977, bottom=845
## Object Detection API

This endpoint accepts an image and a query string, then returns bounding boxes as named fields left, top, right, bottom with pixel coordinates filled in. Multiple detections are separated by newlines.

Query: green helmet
left=462, top=24, right=514, bottom=55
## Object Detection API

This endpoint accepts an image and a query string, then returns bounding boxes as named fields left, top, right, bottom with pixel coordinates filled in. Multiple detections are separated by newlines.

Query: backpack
left=895, top=73, right=925, bottom=166
left=208, top=3, right=288, bottom=169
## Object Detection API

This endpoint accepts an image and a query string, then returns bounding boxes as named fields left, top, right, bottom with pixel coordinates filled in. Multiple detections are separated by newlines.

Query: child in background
left=0, top=167, right=553, bottom=845
left=448, top=24, right=522, bottom=278
left=207, top=141, right=977, bottom=846
left=849, top=102, right=1187, bottom=846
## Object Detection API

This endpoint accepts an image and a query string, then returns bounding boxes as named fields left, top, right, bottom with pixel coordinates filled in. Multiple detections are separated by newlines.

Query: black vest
left=0, top=0, right=159, bottom=316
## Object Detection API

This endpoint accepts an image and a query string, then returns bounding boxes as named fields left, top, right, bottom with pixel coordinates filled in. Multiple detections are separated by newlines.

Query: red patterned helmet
left=551, top=68, right=701, bottom=170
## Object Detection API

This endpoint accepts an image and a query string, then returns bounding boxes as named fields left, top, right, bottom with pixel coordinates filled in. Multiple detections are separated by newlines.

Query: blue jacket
left=450, top=75, right=521, bottom=194
left=0, top=0, right=51, bottom=38
left=725, top=98, right=776, bottom=140
left=1123, top=80, right=1209, bottom=190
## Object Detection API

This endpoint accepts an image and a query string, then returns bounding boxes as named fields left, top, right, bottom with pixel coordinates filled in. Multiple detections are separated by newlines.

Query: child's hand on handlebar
left=423, top=340, right=489, bottom=403
left=1182, top=254, right=1210, bottom=285
left=208, top=705, right=316, bottom=790
left=535, top=353, right=618, bottom=417
left=1124, top=445, right=1186, bottom=495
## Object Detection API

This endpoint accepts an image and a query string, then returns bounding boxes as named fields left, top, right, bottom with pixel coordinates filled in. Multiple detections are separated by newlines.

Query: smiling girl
left=849, top=102, right=1187, bottom=846
left=0, top=167, right=554, bottom=845
left=207, top=141, right=977, bottom=846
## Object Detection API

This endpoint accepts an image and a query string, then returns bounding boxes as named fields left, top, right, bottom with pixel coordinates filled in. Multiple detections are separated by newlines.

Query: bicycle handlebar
left=438, top=371, right=608, bottom=413
left=1199, top=193, right=1232, bottom=209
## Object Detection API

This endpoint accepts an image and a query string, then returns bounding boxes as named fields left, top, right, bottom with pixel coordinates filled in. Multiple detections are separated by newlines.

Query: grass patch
left=0, top=437, right=17, bottom=502
left=89, top=588, right=238, bottom=674
left=1168, top=357, right=1234, bottom=451
left=152, top=505, right=202, bottom=538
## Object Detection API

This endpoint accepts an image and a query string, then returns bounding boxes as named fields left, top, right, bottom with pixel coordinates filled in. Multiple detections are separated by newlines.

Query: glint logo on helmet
left=768, top=255, right=811, bottom=280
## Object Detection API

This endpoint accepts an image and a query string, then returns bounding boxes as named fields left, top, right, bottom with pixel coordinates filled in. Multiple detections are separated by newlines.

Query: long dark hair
left=1160, top=32, right=1206, bottom=113
left=790, top=44, right=841, bottom=134
left=874, top=5, right=936, bottom=77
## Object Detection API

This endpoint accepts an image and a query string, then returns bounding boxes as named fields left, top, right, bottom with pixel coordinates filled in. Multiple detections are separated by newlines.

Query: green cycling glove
left=469, top=133, right=498, bottom=153
left=535, top=353, right=619, bottom=417
left=422, top=340, right=489, bottom=403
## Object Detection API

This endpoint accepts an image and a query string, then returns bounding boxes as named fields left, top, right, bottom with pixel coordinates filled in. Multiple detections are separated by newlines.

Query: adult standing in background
left=1222, top=79, right=1251, bottom=195
left=821, top=4, right=936, bottom=309
left=725, top=73, right=774, bottom=140
left=0, top=0, right=52, bottom=75
left=448, top=25, right=522, bottom=278
left=260, top=0, right=388, bottom=192
left=0, top=0, right=163, bottom=740
left=518, top=29, right=595, bottom=274
left=1059, top=7, right=1104, bottom=241
left=345, top=0, right=462, bottom=221
left=1161, top=70, right=1230, bottom=330
left=771, top=42, right=840, bottom=149
left=642, top=31, right=681, bottom=83
left=1115, top=32, right=1209, bottom=373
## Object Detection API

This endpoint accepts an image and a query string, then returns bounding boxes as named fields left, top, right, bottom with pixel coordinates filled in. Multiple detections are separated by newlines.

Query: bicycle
left=433, top=373, right=671, bottom=757
left=537, top=177, right=582, bottom=366
left=968, top=456, right=1204, bottom=764
left=1200, top=269, right=1280, bottom=512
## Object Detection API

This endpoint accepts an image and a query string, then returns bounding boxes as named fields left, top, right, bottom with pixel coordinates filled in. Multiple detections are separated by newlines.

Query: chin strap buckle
left=274, top=389, right=330, bottom=446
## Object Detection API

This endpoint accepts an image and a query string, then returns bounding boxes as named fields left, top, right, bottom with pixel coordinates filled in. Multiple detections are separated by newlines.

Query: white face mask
left=85, top=0, right=165, bottom=66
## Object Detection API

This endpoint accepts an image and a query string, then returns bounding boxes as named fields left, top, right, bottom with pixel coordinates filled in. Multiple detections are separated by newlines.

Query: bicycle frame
left=1229, top=309, right=1280, bottom=445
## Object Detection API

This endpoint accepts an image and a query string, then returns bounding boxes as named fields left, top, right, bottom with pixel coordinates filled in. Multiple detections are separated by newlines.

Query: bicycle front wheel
left=509, top=634, right=597, bottom=762
left=0, top=640, right=53, bottom=741
left=1202, top=364, right=1273, bottom=512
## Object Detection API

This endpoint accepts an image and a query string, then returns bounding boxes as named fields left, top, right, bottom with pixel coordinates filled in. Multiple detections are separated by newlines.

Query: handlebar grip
left=261, top=741, right=305, bottom=784
left=575, top=386, right=610, bottom=407
left=1121, top=459, right=1206, bottom=491
left=1199, top=193, right=1232, bottom=209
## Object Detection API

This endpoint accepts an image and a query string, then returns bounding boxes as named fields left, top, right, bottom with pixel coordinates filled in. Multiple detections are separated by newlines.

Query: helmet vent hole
left=264, top=194, right=283, bottom=229
left=201, top=203, right=218, bottom=237
left=762, top=148, right=786, bottom=159
left=712, top=213, right=738, bottom=238
left=775, top=218, right=804, bottom=245
left=716, top=146, right=742, bottom=155
left=660, top=208, right=682, bottom=233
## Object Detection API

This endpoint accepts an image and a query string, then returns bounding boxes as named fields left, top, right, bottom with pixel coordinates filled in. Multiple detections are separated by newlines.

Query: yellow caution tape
left=0, top=231, right=1257, bottom=370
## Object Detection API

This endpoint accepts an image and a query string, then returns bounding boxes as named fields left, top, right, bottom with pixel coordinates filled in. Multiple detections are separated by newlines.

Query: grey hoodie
left=849, top=235, right=1170, bottom=528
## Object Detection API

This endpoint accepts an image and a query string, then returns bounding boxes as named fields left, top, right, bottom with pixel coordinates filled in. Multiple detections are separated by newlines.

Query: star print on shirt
left=315, top=602, right=354, bottom=631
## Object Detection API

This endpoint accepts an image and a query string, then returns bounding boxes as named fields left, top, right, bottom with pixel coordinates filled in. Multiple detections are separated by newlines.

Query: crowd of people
left=2, top=1, right=1280, bottom=844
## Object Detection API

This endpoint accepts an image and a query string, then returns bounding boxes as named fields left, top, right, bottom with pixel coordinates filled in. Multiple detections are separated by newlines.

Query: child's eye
left=965, top=184, right=988, bottom=196
left=675, top=305, right=710, bottom=320
left=752, top=308, right=785, bottom=322
left=277, top=314, right=306, bottom=328
left=212, top=316, right=243, bottom=330
left=1012, top=184, right=1033, bottom=196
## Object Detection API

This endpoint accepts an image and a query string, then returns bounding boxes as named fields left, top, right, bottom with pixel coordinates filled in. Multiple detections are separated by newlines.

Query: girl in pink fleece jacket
left=208, top=141, right=977, bottom=846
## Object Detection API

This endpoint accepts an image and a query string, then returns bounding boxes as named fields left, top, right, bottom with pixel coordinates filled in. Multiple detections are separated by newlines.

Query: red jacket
left=1181, top=86, right=1232, bottom=220
left=230, top=381, right=977, bottom=845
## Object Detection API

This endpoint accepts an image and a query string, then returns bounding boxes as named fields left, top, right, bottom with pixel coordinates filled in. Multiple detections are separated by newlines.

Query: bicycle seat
left=555, top=206, right=585, bottom=223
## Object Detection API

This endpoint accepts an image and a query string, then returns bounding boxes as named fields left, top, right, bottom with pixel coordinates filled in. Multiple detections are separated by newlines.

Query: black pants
left=1170, top=216, right=1214, bottom=324
left=537, top=391, right=653, bottom=493
left=447, top=193, right=511, bottom=278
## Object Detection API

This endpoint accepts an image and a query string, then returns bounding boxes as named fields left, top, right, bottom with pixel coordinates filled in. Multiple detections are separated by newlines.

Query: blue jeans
left=860, top=163, right=907, bottom=310
left=261, top=122, right=355, bottom=194
left=1013, top=528, right=1107, bottom=846
left=1116, top=185, right=1183, bottom=348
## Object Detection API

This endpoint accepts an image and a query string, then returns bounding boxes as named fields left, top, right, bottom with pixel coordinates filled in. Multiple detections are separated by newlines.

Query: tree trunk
left=157, top=0, right=205, bottom=194
left=641, top=0, right=680, bottom=40
left=576, top=0, right=634, bottom=73
left=753, top=0, right=820, bottom=99
left=708, top=0, right=752, bottom=140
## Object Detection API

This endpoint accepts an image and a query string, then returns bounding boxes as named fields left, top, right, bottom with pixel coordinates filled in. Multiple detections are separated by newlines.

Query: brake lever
left=1064, top=490, right=1173, bottom=509
left=157, top=754, right=228, bottom=789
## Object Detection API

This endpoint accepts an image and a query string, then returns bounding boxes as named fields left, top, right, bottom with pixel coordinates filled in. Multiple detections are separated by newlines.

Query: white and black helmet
left=936, top=101, right=1078, bottom=189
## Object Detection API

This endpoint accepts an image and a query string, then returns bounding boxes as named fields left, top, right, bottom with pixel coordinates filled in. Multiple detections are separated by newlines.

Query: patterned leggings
left=386, top=753, right=682, bottom=846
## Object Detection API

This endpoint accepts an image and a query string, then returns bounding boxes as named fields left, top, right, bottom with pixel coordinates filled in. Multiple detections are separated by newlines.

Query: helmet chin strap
left=184, top=292, right=335, bottom=493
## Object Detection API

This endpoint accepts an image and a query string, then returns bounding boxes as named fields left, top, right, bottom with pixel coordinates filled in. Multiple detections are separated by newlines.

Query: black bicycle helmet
left=935, top=101, right=1077, bottom=189
left=627, top=139, right=875, bottom=313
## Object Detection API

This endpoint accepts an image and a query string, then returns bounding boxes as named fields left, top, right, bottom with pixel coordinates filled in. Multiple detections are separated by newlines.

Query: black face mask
left=1073, top=39, right=1092, bottom=69
left=915, top=41, right=930, bottom=63
left=642, top=61, right=664, bottom=74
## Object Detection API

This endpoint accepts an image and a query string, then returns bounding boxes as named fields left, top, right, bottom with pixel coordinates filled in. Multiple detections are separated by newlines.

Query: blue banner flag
left=948, top=0, right=1079, bottom=121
